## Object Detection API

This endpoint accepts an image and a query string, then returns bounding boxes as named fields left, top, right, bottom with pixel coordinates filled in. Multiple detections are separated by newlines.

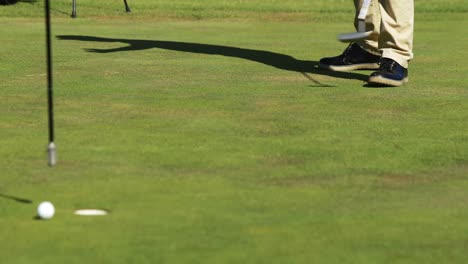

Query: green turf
left=1, top=1, right=468, bottom=263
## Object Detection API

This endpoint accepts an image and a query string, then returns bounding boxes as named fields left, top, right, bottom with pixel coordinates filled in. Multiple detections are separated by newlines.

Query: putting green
left=1, top=1, right=467, bottom=263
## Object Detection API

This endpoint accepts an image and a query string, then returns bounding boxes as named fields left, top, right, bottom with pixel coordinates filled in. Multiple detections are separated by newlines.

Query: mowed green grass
left=1, top=1, right=468, bottom=263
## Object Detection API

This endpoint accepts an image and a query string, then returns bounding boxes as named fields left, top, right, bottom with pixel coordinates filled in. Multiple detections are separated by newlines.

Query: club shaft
left=358, top=0, right=372, bottom=20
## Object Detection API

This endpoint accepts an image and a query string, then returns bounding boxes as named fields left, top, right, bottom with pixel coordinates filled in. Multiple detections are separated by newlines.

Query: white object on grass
left=37, top=201, right=55, bottom=219
left=74, top=209, right=109, bottom=216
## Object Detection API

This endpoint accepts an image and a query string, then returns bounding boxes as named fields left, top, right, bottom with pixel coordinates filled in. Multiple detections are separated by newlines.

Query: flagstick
left=45, top=0, right=56, bottom=166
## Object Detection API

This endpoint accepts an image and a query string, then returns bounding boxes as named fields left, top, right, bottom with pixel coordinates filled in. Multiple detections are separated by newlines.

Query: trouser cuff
left=381, top=49, right=410, bottom=68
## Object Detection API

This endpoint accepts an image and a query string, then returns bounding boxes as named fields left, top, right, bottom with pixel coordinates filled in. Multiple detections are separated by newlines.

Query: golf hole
left=74, top=209, right=109, bottom=216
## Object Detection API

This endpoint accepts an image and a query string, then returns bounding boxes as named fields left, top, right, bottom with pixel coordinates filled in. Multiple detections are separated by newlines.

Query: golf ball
left=37, top=201, right=55, bottom=220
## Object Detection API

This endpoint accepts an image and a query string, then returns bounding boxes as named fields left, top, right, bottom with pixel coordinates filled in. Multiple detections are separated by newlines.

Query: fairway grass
left=1, top=1, right=468, bottom=263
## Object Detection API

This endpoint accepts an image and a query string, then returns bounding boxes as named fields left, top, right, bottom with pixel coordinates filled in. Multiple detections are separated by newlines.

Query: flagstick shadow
left=57, top=35, right=368, bottom=86
left=0, top=193, right=33, bottom=204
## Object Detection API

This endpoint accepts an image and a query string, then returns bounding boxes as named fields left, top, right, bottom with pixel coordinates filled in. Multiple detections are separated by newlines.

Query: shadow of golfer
left=57, top=35, right=368, bottom=85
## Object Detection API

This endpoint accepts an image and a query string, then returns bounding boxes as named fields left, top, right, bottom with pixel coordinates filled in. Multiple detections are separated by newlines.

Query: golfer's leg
left=354, top=0, right=380, bottom=55
left=378, top=0, right=414, bottom=67
left=318, top=0, right=381, bottom=71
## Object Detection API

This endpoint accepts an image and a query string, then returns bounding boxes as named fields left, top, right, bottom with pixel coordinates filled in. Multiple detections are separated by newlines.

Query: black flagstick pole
left=45, top=0, right=56, bottom=166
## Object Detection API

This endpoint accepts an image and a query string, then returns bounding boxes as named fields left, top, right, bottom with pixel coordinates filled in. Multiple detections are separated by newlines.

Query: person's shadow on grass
left=57, top=35, right=368, bottom=87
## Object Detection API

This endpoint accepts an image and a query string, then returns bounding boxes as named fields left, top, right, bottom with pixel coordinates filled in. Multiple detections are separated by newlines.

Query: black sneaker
left=368, top=58, right=409, bottom=87
left=319, top=43, right=380, bottom=72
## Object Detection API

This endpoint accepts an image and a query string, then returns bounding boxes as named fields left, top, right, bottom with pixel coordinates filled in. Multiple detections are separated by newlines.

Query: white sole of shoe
left=368, top=75, right=409, bottom=87
left=319, top=62, right=380, bottom=72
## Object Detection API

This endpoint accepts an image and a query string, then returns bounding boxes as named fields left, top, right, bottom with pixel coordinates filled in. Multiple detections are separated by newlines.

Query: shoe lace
left=342, top=43, right=356, bottom=57
left=380, top=58, right=396, bottom=71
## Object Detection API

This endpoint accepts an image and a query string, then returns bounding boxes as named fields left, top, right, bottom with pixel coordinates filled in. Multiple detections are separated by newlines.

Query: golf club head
left=337, top=31, right=372, bottom=43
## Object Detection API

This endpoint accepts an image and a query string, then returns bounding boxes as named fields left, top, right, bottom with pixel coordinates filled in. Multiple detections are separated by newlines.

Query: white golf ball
left=37, top=201, right=55, bottom=220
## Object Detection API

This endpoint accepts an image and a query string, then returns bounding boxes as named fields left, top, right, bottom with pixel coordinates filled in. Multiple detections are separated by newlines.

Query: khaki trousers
left=354, top=0, right=414, bottom=67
